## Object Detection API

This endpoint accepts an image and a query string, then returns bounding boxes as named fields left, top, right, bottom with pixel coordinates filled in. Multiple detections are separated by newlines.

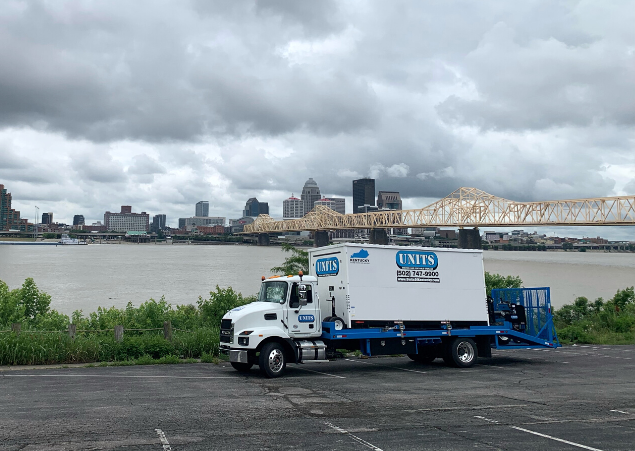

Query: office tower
left=283, top=194, right=304, bottom=219
left=301, top=178, right=321, bottom=215
left=353, top=178, right=375, bottom=213
left=243, top=198, right=269, bottom=217
left=314, top=198, right=337, bottom=212
left=151, top=214, right=167, bottom=232
left=195, top=201, right=209, bottom=217
left=377, top=191, right=402, bottom=210
left=73, top=215, right=85, bottom=226
left=41, top=212, right=53, bottom=224
left=330, top=197, right=346, bottom=215
left=104, top=206, right=149, bottom=232
left=0, top=183, right=32, bottom=231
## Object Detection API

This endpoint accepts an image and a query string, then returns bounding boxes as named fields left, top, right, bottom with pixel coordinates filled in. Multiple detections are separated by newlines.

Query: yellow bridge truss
left=243, top=187, right=635, bottom=233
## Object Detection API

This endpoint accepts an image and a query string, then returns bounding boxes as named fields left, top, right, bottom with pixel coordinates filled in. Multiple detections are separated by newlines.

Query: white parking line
left=610, top=409, right=629, bottom=415
left=345, top=359, right=427, bottom=374
left=474, top=416, right=605, bottom=451
left=155, top=429, right=172, bottom=450
left=405, top=404, right=526, bottom=413
left=325, top=422, right=383, bottom=450
left=295, top=367, right=346, bottom=379
left=510, top=426, right=604, bottom=451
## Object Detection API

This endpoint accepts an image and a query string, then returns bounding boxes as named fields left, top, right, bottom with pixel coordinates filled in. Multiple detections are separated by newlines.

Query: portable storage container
left=309, top=244, right=489, bottom=328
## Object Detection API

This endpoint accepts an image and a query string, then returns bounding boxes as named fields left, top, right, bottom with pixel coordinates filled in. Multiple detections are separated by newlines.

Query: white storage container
left=309, top=244, right=488, bottom=328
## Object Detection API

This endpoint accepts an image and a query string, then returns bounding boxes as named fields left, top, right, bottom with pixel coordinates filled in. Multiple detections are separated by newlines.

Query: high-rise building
left=73, top=215, right=85, bottom=226
left=0, top=183, right=32, bottom=231
left=195, top=201, right=209, bottom=217
left=353, top=178, right=375, bottom=214
left=151, top=214, right=167, bottom=232
left=283, top=194, right=304, bottom=219
left=301, top=178, right=321, bottom=215
left=377, top=191, right=402, bottom=210
left=314, top=198, right=336, bottom=212
left=104, top=206, right=149, bottom=232
left=41, top=212, right=53, bottom=225
left=243, top=198, right=269, bottom=217
left=330, top=197, right=346, bottom=215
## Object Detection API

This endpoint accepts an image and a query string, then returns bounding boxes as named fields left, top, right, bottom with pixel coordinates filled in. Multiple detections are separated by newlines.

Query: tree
left=271, top=243, right=309, bottom=275
left=484, top=272, right=523, bottom=297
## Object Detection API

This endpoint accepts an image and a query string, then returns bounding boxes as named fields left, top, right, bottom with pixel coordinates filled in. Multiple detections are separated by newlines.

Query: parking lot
left=1, top=345, right=635, bottom=450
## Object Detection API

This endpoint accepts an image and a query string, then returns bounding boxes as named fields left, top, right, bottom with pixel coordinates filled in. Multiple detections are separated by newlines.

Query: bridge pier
left=313, top=231, right=330, bottom=248
left=257, top=233, right=270, bottom=246
left=458, top=228, right=481, bottom=249
left=369, top=228, right=389, bottom=245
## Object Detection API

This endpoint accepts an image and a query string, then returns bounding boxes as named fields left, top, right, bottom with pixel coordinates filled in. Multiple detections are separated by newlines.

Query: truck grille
left=220, top=319, right=233, bottom=344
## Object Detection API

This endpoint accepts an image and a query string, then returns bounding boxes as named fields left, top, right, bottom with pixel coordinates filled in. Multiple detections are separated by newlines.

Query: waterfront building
left=283, top=194, right=304, bottom=219
left=104, top=206, right=149, bottom=232
left=243, top=198, right=269, bottom=217
left=230, top=216, right=255, bottom=233
left=314, top=198, right=336, bottom=212
left=353, top=178, right=375, bottom=214
left=195, top=201, right=209, bottom=217
left=0, top=183, right=33, bottom=231
left=73, top=215, right=85, bottom=226
left=330, top=197, right=346, bottom=215
left=301, top=178, right=321, bottom=215
left=179, top=216, right=225, bottom=229
left=41, top=212, right=53, bottom=225
left=195, top=225, right=225, bottom=235
left=377, top=191, right=402, bottom=210
left=151, top=214, right=167, bottom=232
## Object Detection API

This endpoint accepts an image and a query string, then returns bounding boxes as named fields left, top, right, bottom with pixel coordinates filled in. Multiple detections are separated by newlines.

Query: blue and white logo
left=396, top=251, right=438, bottom=269
left=298, top=315, right=315, bottom=323
left=350, top=248, right=370, bottom=264
left=315, top=257, right=339, bottom=276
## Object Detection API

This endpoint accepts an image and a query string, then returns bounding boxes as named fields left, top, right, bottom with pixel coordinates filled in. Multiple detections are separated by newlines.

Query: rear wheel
left=259, top=342, right=286, bottom=378
left=230, top=362, right=253, bottom=372
left=332, top=317, right=346, bottom=330
left=444, top=338, right=478, bottom=368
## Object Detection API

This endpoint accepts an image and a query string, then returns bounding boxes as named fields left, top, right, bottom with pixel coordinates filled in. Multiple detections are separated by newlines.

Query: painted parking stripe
left=325, top=422, right=383, bottom=450
left=155, top=429, right=172, bottom=450
left=610, top=409, right=629, bottom=415
left=509, top=426, right=604, bottom=451
left=406, top=404, right=526, bottom=413
left=294, top=367, right=346, bottom=379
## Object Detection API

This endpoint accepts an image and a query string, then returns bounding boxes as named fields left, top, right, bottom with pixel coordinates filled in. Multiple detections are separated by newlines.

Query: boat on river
left=59, top=234, right=87, bottom=245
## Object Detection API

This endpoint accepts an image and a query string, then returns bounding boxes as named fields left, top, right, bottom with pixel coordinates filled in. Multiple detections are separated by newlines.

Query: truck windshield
left=258, top=281, right=288, bottom=304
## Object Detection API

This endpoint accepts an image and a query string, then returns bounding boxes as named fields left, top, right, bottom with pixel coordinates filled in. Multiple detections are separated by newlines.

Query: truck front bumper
left=229, top=349, right=249, bottom=363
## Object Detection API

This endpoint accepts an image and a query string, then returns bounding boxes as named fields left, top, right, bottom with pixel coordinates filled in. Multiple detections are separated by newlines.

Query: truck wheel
left=332, top=317, right=346, bottom=330
left=259, top=342, right=286, bottom=378
left=445, top=338, right=478, bottom=368
left=230, top=362, right=253, bottom=372
left=408, top=353, right=436, bottom=364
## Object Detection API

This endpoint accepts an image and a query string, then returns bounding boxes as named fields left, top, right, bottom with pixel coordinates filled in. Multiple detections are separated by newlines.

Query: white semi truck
left=220, top=244, right=559, bottom=377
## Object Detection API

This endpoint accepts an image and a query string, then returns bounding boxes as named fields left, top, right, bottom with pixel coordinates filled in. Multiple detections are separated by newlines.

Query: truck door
left=286, top=282, right=319, bottom=337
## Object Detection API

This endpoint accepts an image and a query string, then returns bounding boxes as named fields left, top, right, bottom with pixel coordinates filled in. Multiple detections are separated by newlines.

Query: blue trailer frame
left=320, top=287, right=560, bottom=357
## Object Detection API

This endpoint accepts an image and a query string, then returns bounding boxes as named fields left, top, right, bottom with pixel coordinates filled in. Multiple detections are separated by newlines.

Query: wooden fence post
left=68, top=324, right=76, bottom=340
left=11, top=323, right=21, bottom=336
left=114, top=325, right=124, bottom=342
left=163, top=321, right=172, bottom=341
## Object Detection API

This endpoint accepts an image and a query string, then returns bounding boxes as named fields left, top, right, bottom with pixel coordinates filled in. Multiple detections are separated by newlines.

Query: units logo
left=350, top=249, right=370, bottom=264
left=298, top=315, right=315, bottom=323
left=315, top=257, right=339, bottom=277
left=396, top=251, right=438, bottom=269
left=395, top=251, right=440, bottom=283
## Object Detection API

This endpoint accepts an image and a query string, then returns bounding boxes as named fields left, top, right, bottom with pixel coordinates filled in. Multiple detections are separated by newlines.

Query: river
left=0, top=244, right=633, bottom=315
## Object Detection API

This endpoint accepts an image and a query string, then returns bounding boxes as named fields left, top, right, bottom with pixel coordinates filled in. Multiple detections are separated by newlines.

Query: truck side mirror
left=299, top=285, right=308, bottom=306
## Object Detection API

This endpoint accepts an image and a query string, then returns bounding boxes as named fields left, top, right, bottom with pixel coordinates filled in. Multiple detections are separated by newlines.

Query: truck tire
left=259, top=342, right=286, bottom=378
left=408, top=353, right=436, bottom=364
left=332, top=317, right=346, bottom=330
left=444, top=338, right=478, bottom=368
left=230, top=362, right=253, bottom=372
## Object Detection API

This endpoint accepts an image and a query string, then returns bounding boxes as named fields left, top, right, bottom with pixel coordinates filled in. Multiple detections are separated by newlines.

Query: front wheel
left=444, top=338, right=478, bottom=368
left=259, top=342, right=286, bottom=378
left=230, top=362, right=253, bottom=372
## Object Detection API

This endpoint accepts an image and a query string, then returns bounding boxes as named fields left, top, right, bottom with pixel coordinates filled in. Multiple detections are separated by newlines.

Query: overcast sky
left=1, top=1, right=633, bottom=239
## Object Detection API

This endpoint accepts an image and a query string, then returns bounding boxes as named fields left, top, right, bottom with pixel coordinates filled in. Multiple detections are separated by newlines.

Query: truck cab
left=220, top=273, right=326, bottom=377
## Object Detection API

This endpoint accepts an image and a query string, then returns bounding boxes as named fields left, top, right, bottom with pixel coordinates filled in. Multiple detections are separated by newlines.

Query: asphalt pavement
left=1, top=345, right=634, bottom=450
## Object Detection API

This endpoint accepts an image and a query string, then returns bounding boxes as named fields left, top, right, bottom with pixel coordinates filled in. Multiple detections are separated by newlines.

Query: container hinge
left=394, top=320, right=405, bottom=337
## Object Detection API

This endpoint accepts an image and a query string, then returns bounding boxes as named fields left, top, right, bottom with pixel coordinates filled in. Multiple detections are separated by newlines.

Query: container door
left=286, top=282, right=320, bottom=337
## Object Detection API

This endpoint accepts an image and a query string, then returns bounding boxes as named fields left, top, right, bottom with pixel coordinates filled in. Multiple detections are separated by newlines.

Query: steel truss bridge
left=243, top=187, right=635, bottom=233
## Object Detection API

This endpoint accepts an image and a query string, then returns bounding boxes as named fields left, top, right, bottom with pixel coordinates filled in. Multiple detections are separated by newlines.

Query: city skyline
left=0, top=2, right=633, bottom=240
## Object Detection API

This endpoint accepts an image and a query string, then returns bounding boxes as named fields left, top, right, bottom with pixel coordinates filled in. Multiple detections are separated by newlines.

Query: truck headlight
left=238, top=337, right=249, bottom=346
